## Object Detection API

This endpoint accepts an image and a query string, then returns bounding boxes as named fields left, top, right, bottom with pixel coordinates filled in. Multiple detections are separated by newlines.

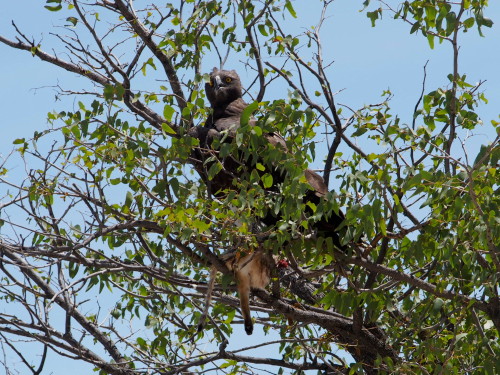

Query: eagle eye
left=225, top=77, right=232, bottom=83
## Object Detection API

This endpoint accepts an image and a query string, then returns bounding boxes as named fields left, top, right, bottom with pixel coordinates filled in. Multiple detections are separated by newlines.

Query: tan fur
left=198, top=250, right=275, bottom=335
left=225, top=250, right=275, bottom=334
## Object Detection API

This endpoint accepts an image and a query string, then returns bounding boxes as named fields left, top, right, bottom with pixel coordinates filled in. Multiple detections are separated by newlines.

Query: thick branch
left=345, top=254, right=490, bottom=313
left=253, top=288, right=397, bottom=367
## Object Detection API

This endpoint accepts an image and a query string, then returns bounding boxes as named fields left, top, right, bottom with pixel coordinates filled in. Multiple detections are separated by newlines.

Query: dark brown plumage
left=203, top=69, right=286, bottom=148
left=189, top=68, right=346, bottom=248
left=205, top=69, right=246, bottom=133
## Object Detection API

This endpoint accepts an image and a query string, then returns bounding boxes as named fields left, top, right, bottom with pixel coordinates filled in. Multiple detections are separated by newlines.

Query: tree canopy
left=0, top=0, right=499, bottom=374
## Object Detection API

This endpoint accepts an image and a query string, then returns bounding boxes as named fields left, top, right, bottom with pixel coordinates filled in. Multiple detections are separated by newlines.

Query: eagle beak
left=213, top=75, right=223, bottom=90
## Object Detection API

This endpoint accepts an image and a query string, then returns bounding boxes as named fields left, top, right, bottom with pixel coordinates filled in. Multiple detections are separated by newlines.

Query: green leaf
left=258, top=24, right=268, bottom=36
left=480, top=17, right=494, bottom=28
left=115, top=84, right=125, bottom=100
left=284, top=0, right=297, bottom=18
left=207, top=162, right=222, bottom=181
left=70, top=125, right=81, bottom=139
left=463, top=17, right=475, bottom=29
left=445, top=12, right=456, bottom=35
left=366, top=9, right=381, bottom=27
left=171, top=16, right=181, bottom=26
left=193, top=219, right=210, bottom=233
left=432, top=298, right=444, bottom=312
left=162, top=122, right=177, bottom=135
left=44, top=193, right=54, bottom=206
left=220, top=360, right=238, bottom=369
left=103, top=85, right=115, bottom=101
left=68, top=262, right=79, bottom=278
left=410, top=21, right=420, bottom=34
left=252, top=125, right=262, bottom=136
left=169, top=177, right=180, bottom=196
left=66, top=17, right=78, bottom=26
left=424, top=6, right=437, bottom=26
left=379, top=218, right=387, bottom=236
left=124, top=191, right=133, bottom=208
left=473, top=145, right=489, bottom=166
left=261, top=173, right=273, bottom=188
left=240, top=101, right=258, bottom=126
left=163, top=105, right=175, bottom=122
left=141, top=57, right=157, bottom=76
left=44, top=0, right=62, bottom=12
left=426, top=34, right=435, bottom=49
left=30, top=46, right=40, bottom=56
left=136, top=337, right=148, bottom=349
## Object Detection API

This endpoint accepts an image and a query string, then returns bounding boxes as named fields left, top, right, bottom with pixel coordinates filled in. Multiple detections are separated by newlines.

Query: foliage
left=0, top=0, right=499, bottom=374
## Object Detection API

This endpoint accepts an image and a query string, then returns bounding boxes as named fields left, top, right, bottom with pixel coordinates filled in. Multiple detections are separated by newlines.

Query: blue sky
left=1, top=0, right=499, bottom=373
left=2, top=1, right=499, bottom=170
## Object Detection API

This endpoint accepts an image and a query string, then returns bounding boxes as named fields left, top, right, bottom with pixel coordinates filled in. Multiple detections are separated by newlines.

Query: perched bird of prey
left=189, top=68, right=345, bottom=247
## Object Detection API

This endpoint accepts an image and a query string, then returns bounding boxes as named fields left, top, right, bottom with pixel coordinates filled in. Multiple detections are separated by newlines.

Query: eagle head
left=205, top=68, right=242, bottom=107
